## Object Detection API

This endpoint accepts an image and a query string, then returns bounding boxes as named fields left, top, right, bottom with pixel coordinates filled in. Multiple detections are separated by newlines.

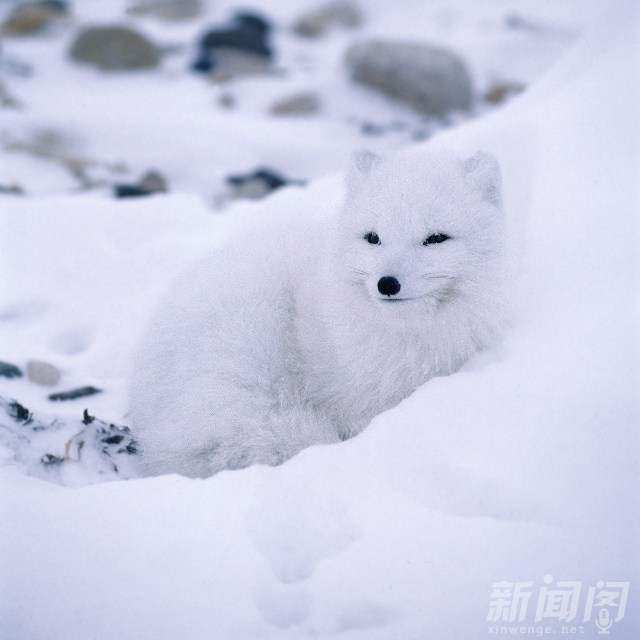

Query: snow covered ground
left=1, top=1, right=638, bottom=639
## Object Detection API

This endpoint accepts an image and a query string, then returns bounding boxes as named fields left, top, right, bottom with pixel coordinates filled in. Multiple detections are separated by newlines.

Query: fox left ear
left=346, top=150, right=382, bottom=196
left=463, top=151, right=502, bottom=207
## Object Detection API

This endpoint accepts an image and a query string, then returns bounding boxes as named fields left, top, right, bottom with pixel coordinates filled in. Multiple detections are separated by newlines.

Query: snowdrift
left=1, top=4, right=638, bottom=639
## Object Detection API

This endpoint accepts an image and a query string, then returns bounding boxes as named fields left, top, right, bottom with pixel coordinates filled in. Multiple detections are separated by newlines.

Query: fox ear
left=346, top=150, right=382, bottom=195
left=463, top=151, right=502, bottom=206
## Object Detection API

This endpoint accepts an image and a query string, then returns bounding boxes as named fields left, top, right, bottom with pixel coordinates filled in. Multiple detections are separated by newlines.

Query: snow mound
left=1, top=3, right=638, bottom=639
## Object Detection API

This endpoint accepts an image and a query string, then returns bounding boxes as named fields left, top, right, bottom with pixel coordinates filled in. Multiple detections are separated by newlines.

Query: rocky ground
left=1, top=0, right=592, bottom=203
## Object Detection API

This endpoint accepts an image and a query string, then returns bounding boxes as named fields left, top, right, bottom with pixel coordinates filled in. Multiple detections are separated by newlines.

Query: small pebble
left=269, top=91, right=321, bottom=117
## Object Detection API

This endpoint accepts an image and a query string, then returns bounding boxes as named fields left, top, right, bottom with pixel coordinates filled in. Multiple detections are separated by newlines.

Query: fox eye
left=363, top=231, right=380, bottom=245
left=423, top=233, right=450, bottom=245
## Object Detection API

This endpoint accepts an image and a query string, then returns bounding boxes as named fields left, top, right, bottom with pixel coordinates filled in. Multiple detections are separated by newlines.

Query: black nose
left=377, top=276, right=401, bottom=296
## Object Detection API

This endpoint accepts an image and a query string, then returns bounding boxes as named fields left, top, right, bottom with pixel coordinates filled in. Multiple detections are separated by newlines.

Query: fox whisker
left=422, top=274, right=454, bottom=280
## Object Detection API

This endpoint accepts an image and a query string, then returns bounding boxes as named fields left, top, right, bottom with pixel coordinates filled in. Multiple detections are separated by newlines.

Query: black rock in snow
left=48, top=386, right=102, bottom=401
left=0, top=361, right=23, bottom=379
left=191, top=10, right=273, bottom=75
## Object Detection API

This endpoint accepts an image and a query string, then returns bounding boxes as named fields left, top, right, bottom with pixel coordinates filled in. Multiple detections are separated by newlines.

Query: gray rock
left=126, top=0, right=204, bottom=22
left=269, top=91, right=321, bottom=117
left=345, top=39, right=473, bottom=116
left=26, top=359, right=61, bottom=386
left=207, top=50, right=271, bottom=81
left=1, top=1, right=69, bottom=37
left=293, top=1, right=362, bottom=38
left=139, top=169, right=167, bottom=193
left=69, top=25, right=161, bottom=71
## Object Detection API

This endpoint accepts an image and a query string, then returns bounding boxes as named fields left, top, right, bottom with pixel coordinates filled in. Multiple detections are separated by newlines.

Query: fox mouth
left=377, top=297, right=420, bottom=303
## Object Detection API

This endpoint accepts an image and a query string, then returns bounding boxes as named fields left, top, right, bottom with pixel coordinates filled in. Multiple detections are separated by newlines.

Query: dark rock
left=114, top=169, right=167, bottom=198
left=0, top=361, right=23, bottom=379
left=199, top=11, right=272, bottom=57
left=227, top=168, right=303, bottom=200
left=192, top=10, right=273, bottom=78
left=114, top=184, right=148, bottom=198
left=7, top=400, right=31, bottom=423
left=48, top=386, right=102, bottom=401
left=199, top=29, right=271, bottom=58
left=293, top=1, right=363, bottom=38
left=82, top=409, right=95, bottom=425
left=191, top=51, right=214, bottom=73
left=233, top=11, right=271, bottom=36
left=1, top=0, right=69, bottom=37
left=69, top=25, right=161, bottom=71
left=345, top=39, right=473, bottom=116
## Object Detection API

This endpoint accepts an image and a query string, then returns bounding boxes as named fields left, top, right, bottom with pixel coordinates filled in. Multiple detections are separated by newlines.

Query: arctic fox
left=130, top=149, right=505, bottom=478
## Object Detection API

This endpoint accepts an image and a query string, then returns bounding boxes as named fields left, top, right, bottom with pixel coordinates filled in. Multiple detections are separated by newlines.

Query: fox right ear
left=463, top=151, right=502, bottom=207
left=346, top=150, right=382, bottom=196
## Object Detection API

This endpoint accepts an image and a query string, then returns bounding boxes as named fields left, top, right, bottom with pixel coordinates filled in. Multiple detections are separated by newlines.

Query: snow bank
left=1, top=3, right=638, bottom=639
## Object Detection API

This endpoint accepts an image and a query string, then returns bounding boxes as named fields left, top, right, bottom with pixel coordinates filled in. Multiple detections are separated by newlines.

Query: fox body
left=130, top=150, right=505, bottom=477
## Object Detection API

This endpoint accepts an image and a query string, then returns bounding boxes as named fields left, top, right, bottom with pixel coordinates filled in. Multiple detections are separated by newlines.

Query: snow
left=1, top=1, right=638, bottom=638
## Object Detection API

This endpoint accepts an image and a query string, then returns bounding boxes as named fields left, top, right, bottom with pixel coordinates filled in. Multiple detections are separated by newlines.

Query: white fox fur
left=130, top=149, right=506, bottom=477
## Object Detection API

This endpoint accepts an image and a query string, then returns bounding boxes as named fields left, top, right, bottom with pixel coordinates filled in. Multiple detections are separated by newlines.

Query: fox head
left=337, top=149, right=505, bottom=324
